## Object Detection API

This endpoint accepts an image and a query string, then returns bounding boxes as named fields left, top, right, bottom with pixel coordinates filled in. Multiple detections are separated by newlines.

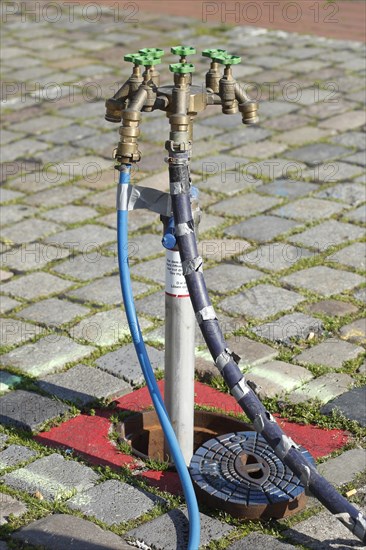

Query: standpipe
left=106, top=46, right=366, bottom=545
left=163, top=56, right=197, bottom=465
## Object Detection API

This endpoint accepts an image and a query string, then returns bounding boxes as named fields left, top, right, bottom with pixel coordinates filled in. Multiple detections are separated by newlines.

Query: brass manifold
left=106, top=48, right=259, bottom=162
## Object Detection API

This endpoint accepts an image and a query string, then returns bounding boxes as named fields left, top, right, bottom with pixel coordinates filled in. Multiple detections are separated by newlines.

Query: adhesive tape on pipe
left=165, top=249, right=190, bottom=298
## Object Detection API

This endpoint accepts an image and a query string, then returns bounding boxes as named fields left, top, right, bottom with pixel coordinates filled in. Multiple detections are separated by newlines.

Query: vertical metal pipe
left=164, top=248, right=195, bottom=466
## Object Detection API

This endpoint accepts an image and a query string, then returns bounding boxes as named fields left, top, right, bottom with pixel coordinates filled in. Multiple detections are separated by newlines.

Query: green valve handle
left=171, top=46, right=196, bottom=57
left=216, top=53, right=241, bottom=65
left=202, top=48, right=227, bottom=60
left=169, top=62, right=195, bottom=74
left=138, top=48, right=164, bottom=58
left=124, top=53, right=142, bottom=63
left=134, top=55, right=162, bottom=67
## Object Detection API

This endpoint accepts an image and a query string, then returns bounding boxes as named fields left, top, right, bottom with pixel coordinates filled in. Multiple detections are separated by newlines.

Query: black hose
left=169, top=156, right=366, bottom=544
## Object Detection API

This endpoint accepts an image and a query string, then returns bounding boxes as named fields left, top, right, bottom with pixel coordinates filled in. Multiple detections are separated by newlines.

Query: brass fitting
left=105, top=61, right=144, bottom=123
left=135, top=57, right=161, bottom=111
left=169, top=112, right=190, bottom=136
left=165, top=110, right=192, bottom=154
left=171, top=46, right=196, bottom=85
left=107, top=47, right=260, bottom=164
left=165, top=64, right=194, bottom=153
left=202, top=49, right=228, bottom=94
left=105, top=97, right=126, bottom=123
left=129, top=65, right=144, bottom=92
left=142, top=66, right=160, bottom=88
left=138, top=48, right=164, bottom=86
left=141, top=84, right=157, bottom=112
left=219, top=68, right=238, bottom=115
left=205, top=61, right=221, bottom=94
left=239, top=101, right=259, bottom=124
left=172, top=71, right=191, bottom=89
left=234, top=82, right=258, bottom=124
left=115, top=109, right=142, bottom=163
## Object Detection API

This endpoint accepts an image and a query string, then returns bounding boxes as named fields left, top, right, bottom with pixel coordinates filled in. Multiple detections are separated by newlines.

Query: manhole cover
left=189, top=431, right=314, bottom=519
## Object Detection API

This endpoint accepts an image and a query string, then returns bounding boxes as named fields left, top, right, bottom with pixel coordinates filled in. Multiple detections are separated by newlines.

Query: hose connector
left=115, top=109, right=142, bottom=163
left=105, top=97, right=126, bottom=123
left=239, top=101, right=259, bottom=124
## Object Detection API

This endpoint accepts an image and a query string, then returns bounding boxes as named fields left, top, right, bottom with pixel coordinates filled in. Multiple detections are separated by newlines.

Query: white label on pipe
left=165, top=249, right=190, bottom=297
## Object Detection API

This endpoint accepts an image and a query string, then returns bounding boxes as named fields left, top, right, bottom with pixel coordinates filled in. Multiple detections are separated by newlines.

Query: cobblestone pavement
left=0, top=3, right=365, bottom=549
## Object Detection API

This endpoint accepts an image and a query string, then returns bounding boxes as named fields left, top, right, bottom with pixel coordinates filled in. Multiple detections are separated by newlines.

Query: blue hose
left=116, top=165, right=200, bottom=550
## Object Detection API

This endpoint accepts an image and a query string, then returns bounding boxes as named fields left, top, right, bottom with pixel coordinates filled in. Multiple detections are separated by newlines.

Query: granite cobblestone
left=316, top=182, right=366, bottom=206
left=0, top=494, right=27, bottom=526
left=288, top=219, right=365, bottom=250
left=295, top=338, right=364, bottom=370
left=220, top=284, right=305, bottom=319
left=289, top=373, right=354, bottom=405
left=96, top=343, right=164, bottom=385
left=253, top=313, right=324, bottom=343
left=272, top=197, right=347, bottom=221
left=321, top=386, right=366, bottom=426
left=1, top=336, right=95, bottom=376
left=0, top=244, right=69, bottom=272
left=66, top=275, right=150, bottom=305
left=0, top=391, right=70, bottom=432
left=1, top=219, right=62, bottom=245
left=38, top=364, right=130, bottom=406
left=281, top=266, right=364, bottom=296
left=15, top=298, right=90, bottom=328
left=0, top=444, right=37, bottom=471
left=67, top=479, right=164, bottom=525
left=3, top=453, right=100, bottom=501
left=224, top=214, right=299, bottom=242
left=11, top=514, right=129, bottom=549
left=127, top=507, right=232, bottom=550
left=245, top=360, right=313, bottom=399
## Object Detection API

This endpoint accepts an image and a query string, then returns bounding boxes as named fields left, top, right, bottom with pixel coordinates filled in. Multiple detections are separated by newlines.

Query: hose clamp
left=167, top=151, right=189, bottom=164
left=215, top=348, right=241, bottom=372
left=196, top=305, right=217, bottom=325
left=253, top=414, right=265, bottom=433
left=175, top=221, right=194, bottom=237
left=274, top=434, right=298, bottom=461
left=353, top=512, right=366, bottom=541
left=116, top=184, right=129, bottom=211
left=300, top=465, right=311, bottom=490
left=171, top=181, right=190, bottom=195
left=215, top=349, right=231, bottom=372
left=231, top=377, right=250, bottom=401
left=182, top=256, right=203, bottom=275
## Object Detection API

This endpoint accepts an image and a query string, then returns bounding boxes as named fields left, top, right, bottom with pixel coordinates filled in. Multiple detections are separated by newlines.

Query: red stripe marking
left=140, top=470, right=182, bottom=495
left=35, top=412, right=138, bottom=469
left=165, top=292, right=190, bottom=298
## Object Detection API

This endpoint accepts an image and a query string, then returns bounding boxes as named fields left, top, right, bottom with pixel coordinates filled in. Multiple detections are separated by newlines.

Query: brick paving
left=0, top=3, right=365, bottom=549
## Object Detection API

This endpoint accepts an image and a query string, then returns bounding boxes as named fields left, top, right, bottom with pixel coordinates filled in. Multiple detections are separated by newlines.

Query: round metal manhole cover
left=189, top=431, right=314, bottom=519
